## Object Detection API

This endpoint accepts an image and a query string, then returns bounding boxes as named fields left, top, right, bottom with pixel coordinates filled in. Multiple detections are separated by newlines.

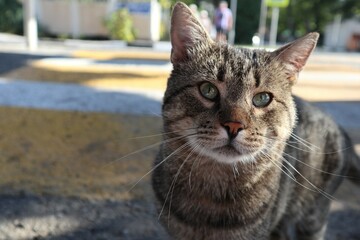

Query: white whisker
left=166, top=141, right=200, bottom=225
left=158, top=140, right=198, bottom=220
left=128, top=141, right=192, bottom=191
left=260, top=150, right=318, bottom=194
left=104, top=134, right=195, bottom=168
left=188, top=144, right=205, bottom=191
left=129, top=128, right=197, bottom=140
left=282, top=152, right=352, bottom=179
left=290, top=133, right=321, bottom=150
left=280, top=155, right=336, bottom=201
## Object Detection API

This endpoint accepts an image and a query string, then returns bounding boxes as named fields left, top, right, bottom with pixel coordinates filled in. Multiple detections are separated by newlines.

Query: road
left=0, top=37, right=359, bottom=239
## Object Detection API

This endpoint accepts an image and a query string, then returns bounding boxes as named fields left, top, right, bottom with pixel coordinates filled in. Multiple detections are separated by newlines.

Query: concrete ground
left=0, top=35, right=359, bottom=239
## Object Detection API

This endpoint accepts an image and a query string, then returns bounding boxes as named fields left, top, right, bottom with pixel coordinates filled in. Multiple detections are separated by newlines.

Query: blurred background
left=2, top=0, right=360, bottom=48
left=0, top=0, right=359, bottom=239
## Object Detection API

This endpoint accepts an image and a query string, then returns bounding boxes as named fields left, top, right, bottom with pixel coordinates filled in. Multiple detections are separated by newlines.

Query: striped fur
left=152, top=3, right=360, bottom=240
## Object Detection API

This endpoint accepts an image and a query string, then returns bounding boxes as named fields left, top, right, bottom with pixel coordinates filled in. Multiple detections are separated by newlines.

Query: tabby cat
left=152, top=2, right=360, bottom=240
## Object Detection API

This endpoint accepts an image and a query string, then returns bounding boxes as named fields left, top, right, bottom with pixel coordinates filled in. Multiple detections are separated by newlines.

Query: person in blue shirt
left=214, top=1, right=233, bottom=42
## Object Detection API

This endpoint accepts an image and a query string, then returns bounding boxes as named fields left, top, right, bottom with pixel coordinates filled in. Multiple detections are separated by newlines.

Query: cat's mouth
left=214, top=141, right=261, bottom=157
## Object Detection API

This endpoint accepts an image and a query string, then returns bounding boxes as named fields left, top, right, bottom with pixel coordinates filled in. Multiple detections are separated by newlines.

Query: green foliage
left=341, top=0, right=360, bottom=18
left=105, top=9, right=136, bottom=42
left=278, top=0, right=360, bottom=43
left=159, top=0, right=197, bottom=9
left=0, top=0, right=23, bottom=34
left=234, top=0, right=261, bottom=44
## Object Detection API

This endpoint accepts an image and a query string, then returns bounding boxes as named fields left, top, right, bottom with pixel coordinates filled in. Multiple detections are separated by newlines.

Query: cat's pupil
left=199, top=82, right=218, bottom=100
left=253, top=92, right=272, bottom=108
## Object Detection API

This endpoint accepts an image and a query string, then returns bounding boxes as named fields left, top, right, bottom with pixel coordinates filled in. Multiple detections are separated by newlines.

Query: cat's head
left=163, top=2, right=318, bottom=164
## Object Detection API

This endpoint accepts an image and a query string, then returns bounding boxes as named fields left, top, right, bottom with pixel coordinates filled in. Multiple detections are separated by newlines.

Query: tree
left=341, top=0, right=360, bottom=19
left=105, top=9, right=136, bottom=42
left=234, top=0, right=261, bottom=44
left=159, top=0, right=197, bottom=9
left=278, top=0, right=360, bottom=44
left=0, top=0, right=23, bottom=35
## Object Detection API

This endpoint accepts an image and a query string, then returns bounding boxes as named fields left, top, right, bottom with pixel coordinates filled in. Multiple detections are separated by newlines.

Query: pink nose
left=222, top=121, right=244, bottom=139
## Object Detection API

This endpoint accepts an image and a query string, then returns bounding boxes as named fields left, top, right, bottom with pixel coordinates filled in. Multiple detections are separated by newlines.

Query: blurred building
left=324, top=17, right=360, bottom=51
left=34, top=0, right=161, bottom=41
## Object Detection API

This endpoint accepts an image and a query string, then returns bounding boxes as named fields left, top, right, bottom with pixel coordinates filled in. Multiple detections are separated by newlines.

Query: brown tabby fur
left=152, top=2, right=360, bottom=240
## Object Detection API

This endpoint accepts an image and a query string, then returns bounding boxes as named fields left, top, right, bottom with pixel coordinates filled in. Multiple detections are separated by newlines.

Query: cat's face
left=163, top=3, right=318, bottom=164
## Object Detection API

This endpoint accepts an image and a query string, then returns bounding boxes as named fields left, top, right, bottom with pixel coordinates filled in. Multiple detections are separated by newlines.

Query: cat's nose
left=222, top=121, right=244, bottom=140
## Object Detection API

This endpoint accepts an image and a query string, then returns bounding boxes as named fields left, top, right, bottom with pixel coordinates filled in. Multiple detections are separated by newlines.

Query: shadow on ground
left=0, top=193, right=169, bottom=240
left=0, top=51, right=359, bottom=239
left=0, top=52, right=63, bottom=74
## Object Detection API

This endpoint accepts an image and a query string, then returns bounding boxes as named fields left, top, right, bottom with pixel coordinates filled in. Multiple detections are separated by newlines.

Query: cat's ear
left=272, top=32, right=319, bottom=82
left=170, top=2, right=212, bottom=63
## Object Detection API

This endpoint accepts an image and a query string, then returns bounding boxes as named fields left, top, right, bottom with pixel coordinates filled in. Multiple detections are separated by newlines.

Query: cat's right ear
left=170, top=2, right=212, bottom=63
left=271, top=32, right=319, bottom=83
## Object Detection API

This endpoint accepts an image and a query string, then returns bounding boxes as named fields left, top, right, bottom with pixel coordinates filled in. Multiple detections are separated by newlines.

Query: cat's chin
left=207, top=150, right=258, bottom=164
left=196, top=144, right=261, bottom=164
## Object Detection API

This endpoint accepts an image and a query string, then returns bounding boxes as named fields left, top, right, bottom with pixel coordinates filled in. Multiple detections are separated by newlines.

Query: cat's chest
left=162, top=156, right=281, bottom=229
left=168, top=155, right=281, bottom=208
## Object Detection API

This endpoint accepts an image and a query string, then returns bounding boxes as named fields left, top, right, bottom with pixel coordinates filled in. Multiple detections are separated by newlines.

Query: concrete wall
left=35, top=0, right=161, bottom=41
left=37, top=0, right=109, bottom=37
left=324, top=18, right=360, bottom=51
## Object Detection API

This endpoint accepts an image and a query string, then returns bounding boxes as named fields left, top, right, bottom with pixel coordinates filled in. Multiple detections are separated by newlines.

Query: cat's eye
left=199, top=82, right=219, bottom=100
left=252, top=92, right=272, bottom=108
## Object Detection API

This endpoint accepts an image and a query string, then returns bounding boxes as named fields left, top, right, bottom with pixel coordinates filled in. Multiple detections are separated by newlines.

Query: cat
left=151, top=2, right=360, bottom=240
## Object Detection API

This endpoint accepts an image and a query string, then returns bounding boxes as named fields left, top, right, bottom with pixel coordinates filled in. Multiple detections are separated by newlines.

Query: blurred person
left=214, top=1, right=233, bottom=42
left=200, top=10, right=212, bottom=35
left=189, top=4, right=200, bottom=19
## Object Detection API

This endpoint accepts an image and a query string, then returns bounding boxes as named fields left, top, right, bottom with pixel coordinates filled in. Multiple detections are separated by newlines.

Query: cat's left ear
left=272, top=32, right=319, bottom=83
left=170, top=2, right=213, bottom=63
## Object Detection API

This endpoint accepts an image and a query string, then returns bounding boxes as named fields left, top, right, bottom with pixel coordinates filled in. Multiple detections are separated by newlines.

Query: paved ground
left=0, top=34, right=359, bottom=239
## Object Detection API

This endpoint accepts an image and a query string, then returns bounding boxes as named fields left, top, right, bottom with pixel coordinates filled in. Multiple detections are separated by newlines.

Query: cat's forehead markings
left=252, top=51, right=258, bottom=64
left=217, top=64, right=226, bottom=82
left=252, top=51, right=261, bottom=88
left=254, top=69, right=261, bottom=88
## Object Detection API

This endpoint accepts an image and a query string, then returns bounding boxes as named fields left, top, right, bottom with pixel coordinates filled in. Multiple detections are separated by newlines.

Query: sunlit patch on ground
left=0, top=49, right=359, bottom=238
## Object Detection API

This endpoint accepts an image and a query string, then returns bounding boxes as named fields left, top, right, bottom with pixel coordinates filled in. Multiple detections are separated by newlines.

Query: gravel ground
left=0, top=192, right=168, bottom=240
left=0, top=181, right=359, bottom=240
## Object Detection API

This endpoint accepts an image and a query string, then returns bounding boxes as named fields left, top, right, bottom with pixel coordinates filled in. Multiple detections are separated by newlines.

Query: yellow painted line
left=72, top=50, right=170, bottom=61
left=3, top=66, right=169, bottom=86
left=0, top=107, right=162, bottom=200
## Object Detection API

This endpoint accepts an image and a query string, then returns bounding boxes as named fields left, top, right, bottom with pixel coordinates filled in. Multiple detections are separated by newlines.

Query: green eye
left=252, top=92, right=272, bottom=107
left=199, top=82, right=219, bottom=100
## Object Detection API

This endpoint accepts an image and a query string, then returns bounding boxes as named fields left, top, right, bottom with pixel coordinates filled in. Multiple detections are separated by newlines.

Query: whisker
left=232, top=162, right=239, bottom=179
left=104, top=133, right=196, bottom=168
left=128, top=141, right=192, bottom=192
left=280, top=156, right=336, bottom=201
left=166, top=142, right=200, bottom=225
left=159, top=140, right=197, bottom=219
left=263, top=134, right=352, bottom=155
left=261, top=143, right=335, bottom=200
left=290, top=133, right=321, bottom=150
left=260, top=149, right=296, bottom=181
left=261, top=142, right=336, bottom=200
left=260, top=150, right=318, bottom=194
left=129, top=127, right=198, bottom=140
left=261, top=132, right=316, bottom=152
left=282, top=152, right=356, bottom=179
left=188, top=143, right=205, bottom=190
